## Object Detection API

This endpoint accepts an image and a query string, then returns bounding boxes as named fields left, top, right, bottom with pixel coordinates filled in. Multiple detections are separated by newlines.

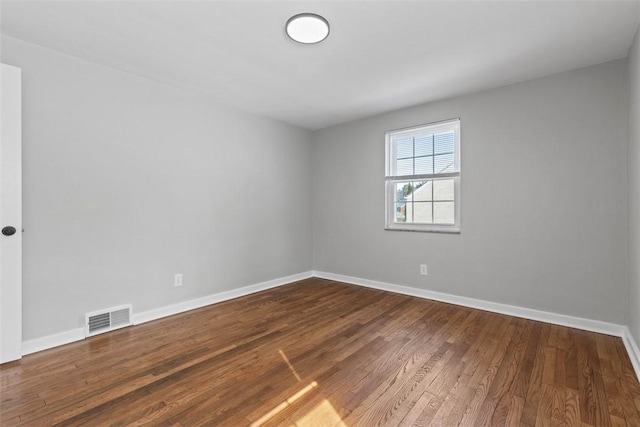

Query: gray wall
left=1, top=36, right=313, bottom=341
left=629, top=25, right=640, bottom=343
left=2, top=32, right=634, bottom=341
left=313, top=60, right=629, bottom=324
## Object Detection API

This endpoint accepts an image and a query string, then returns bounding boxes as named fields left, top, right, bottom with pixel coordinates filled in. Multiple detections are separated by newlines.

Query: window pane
left=433, top=179, right=454, bottom=201
left=410, top=180, right=432, bottom=201
left=434, top=131, right=454, bottom=154
left=396, top=158, right=413, bottom=176
left=395, top=181, right=413, bottom=202
left=403, top=202, right=413, bottom=222
left=414, top=135, right=433, bottom=157
left=434, top=202, right=455, bottom=224
left=394, top=202, right=406, bottom=222
left=414, top=156, right=433, bottom=175
left=396, top=137, right=413, bottom=159
left=434, top=153, right=455, bottom=173
left=413, top=202, right=433, bottom=223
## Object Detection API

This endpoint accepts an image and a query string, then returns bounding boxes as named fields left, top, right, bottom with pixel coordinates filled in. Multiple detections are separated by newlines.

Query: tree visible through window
left=385, top=119, right=460, bottom=232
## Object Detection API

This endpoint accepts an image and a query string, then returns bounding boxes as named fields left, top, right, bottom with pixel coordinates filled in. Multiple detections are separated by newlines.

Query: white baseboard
left=132, top=271, right=313, bottom=325
left=312, top=271, right=626, bottom=338
left=19, top=271, right=313, bottom=357
left=622, top=326, right=640, bottom=381
left=22, top=327, right=85, bottom=356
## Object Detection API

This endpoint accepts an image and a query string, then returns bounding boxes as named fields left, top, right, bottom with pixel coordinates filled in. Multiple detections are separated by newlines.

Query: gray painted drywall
left=629, top=25, right=640, bottom=343
left=313, top=60, right=629, bottom=324
left=1, top=36, right=313, bottom=341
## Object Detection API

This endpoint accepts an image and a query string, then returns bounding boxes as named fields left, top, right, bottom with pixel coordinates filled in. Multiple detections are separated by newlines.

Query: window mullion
left=386, top=172, right=459, bottom=181
left=412, top=136, right=416, bottom=176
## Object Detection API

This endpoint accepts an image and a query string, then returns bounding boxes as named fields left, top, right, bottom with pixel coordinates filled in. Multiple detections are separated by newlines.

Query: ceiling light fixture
left=286, top=13, right=330, bottom=44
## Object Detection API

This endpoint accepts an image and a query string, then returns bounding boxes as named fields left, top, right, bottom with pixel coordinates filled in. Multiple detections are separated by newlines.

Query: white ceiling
left=1, top=1, right=639, bottom=130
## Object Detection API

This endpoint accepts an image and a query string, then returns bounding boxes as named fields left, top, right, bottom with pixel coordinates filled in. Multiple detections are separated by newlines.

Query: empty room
left=2, top=0, right=640, bottom=425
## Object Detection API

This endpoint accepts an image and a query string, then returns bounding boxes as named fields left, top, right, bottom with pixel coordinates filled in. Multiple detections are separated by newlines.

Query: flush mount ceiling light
left=286, top=13, right=330, bottom=44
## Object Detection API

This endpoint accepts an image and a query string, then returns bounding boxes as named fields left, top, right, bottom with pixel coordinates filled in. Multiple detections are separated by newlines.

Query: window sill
left=385, top=226, right=461, bottom=234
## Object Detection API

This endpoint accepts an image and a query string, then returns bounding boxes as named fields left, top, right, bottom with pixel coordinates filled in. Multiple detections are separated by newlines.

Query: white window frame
left=385, top=118, right=461, bottom=233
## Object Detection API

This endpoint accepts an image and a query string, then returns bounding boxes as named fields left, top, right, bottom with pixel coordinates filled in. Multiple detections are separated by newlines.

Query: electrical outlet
left=174, top=273, right=183, bottom=287
left=420, top=264, right=428, bottom=276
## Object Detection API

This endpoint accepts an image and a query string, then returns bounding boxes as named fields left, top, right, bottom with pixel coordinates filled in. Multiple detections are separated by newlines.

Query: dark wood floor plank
left=1, top=278, right=639, bottom=426
left=472, top=317, right=533, bottom=426
left=521, top=323, right=551, bottom=426
left=576, top=329, right=612, bottom=427
left=565, top=388, right=581, bottom=427
left=439, top=313, right=514, bottom=426
left=610, top=336, right=640, bottom=425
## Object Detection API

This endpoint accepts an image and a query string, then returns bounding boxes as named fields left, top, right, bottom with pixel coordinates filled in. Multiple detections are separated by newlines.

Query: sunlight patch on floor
left=293, top=399, right=346, bottom=427
left=279, top=349, right=302, bottom=381
left=250, top=381, right=318, bottom=427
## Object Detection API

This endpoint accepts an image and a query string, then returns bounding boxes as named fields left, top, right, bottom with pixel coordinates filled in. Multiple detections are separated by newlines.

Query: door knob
left=2, top=226, right=17, bottom=236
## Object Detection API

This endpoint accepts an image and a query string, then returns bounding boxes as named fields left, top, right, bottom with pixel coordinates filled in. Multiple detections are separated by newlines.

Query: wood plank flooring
left=1, top=278, right=640, bottom=426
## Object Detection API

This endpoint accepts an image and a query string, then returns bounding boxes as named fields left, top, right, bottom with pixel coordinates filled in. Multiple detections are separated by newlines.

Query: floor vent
left=85, top=304, right=132, bottom=337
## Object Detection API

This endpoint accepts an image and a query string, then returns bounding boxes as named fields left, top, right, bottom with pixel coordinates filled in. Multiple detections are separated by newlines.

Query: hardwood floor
left=1, top=278, right=640, bottom=426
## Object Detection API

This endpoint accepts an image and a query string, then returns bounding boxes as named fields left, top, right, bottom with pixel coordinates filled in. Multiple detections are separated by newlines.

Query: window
left=385, top=118, right=460, bottom=233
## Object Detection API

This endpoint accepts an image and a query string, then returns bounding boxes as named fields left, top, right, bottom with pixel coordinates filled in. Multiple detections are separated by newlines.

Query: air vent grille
left=110, top=308, right=131, bottom=327
left=85, top=304, right=132, bottom=337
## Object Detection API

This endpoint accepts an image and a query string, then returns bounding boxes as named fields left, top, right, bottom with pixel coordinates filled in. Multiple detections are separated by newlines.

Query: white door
left=0, top=63, right=22, bottom=364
